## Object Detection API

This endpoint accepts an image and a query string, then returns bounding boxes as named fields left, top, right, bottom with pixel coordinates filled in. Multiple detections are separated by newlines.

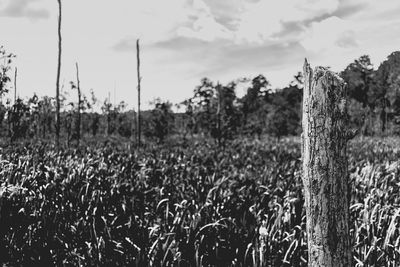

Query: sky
left=0, top=0, right=399, bottom=110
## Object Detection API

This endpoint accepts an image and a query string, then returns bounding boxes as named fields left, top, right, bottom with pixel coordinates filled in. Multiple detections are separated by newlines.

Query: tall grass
left=0, top=137, right=399, bottom=266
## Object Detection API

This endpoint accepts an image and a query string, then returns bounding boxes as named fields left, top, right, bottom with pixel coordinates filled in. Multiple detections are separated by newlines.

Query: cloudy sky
left=0, top=0, right=399, bottom=109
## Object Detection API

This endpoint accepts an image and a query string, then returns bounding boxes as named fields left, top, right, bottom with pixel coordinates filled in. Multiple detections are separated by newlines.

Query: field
left=0, top=137, right=400, bottom=266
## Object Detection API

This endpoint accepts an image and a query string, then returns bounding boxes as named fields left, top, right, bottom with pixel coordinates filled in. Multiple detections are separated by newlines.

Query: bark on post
left=302, top=59, right=351, bottom=267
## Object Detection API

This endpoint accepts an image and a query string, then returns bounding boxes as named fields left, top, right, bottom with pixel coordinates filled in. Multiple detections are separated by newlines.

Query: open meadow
left=0, top=136, right=399, bottom=266
left=1, top=0, right=400, bottom=266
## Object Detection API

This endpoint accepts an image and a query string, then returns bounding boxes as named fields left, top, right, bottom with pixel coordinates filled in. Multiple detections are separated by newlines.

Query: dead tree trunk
left=75, top=62, right=81, bottom=146
left=56, top=0, right=62, bottom=148
left=14, top=67, right=17, bottom=104
left=302, top=59, right=351, bottom=267
left=107, top=92, right=111, bottom=136
left=136, top=39, right=141, bottom=147
left=216, top=82, right=222, bottom=147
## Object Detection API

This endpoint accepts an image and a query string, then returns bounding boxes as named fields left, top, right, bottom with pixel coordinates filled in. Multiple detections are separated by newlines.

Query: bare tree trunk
left=56, top=0, right=62, bottom=148
left=216, top=83, right=222, bottom=147
left=107, top=92, right=111, bottom=136
left=75, top=62, right=81, bottom=146
left=136, top=39, right=141, bottom=147
left=14, top=67, right=17, bottom=104
left=302, top=59, right=351, bottom=267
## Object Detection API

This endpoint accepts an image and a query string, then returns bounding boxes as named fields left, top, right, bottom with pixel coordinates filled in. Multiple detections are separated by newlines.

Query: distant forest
left=1, top=47, right=400, bottom=145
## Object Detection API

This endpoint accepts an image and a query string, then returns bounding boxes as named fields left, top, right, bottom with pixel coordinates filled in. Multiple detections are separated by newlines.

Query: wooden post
left=302, top=59, right=351, bottom=267
left=136, top=39, right=141, bottom=147
left=56, top=0, right=62, bottom=148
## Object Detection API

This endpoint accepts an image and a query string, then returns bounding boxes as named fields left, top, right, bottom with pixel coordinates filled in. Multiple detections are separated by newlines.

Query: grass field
left=0, top=136, right=399, bottom=266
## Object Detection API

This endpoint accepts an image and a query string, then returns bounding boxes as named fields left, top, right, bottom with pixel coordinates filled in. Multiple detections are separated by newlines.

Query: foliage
left=28, top=95, right=55, bottom=138
left=341, top=55, right=374, bottom=108
left=372, top=51, right=400, bottom=133
left=147, top=99, right=174, bottom=143
left=8, top=98, right=31, bottom=140
left=265, top=85, right=302, bottom=138
left=341, top=52, right=400, bottom=134
left=241, top=74, right=270, bottom=117
left=0, top=46, right=15, bottom=96
left=1, top=50, right=400, bottom=140
left=191, top=78, right=217, bottom=135
left=211, top=82, right=241, bottom=144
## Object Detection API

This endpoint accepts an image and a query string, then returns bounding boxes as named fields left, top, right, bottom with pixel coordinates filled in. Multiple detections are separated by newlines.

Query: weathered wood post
left=302, top=59, right=351, bottom=267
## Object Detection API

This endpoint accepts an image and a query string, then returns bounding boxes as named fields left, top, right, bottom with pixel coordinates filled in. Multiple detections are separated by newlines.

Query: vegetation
left=0, top=137, right=399, bottom=266
left=2, top=50, right=400, bottom=144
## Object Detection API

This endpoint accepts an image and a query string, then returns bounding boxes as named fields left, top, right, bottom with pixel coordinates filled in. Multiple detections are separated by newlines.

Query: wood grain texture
left=302, top=59, right=351, bottom=267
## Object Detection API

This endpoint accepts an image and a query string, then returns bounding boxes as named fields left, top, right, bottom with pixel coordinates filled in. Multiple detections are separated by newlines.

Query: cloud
left=201, top=0, right=244, bottom=30
left=113, top=0, right=349, bottom=50
left=234, top=0, right=340, bottom=43
left=331, top=1, right=366, bottom=18
left=113, top=38, right=138, bottom=52
left=177, top=15, right=233, bottom=41
left=176, top=0, right=234, bottom=42
left=300, top=16, right=358, bottom=53
left=152, top=36, right=209, bottom=52
left=0, top=0, right=49, bottom=20
left=204, top=41, right=305, bottom=77
left=113, top=0, right=235, bottom=50
left=335, top=31, right=358, bottom=48
left=150, top=35, right=305, bottom=86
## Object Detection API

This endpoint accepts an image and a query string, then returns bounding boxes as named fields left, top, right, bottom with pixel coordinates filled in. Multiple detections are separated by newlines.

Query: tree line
left=1, top=46, right=400, bottom=145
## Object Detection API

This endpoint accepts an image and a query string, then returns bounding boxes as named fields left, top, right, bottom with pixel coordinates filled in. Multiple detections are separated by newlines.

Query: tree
left=341, top=55, right=374, bottom=107
left=191, top=78, right=216, bottom=135
left=75, top=63, right=81, bottom=145
left=178, top=99, right=196, bottom=141
left=88, top=89, right=100, bottom=137
left=237, top=74, right=272, bottom=137
left=9, top=98, right=31, bottom=141
left=149, top=99, right=174, bottom=143
left=70, top=62, right=83, bottom=146
left=116, top=101, right=132, bottom=138
left=241, top=75, right=270, bottom=128
left=189, top=78, right=241, bottom=144
left=29, top=95, right=54, bottom=139
left=0, top=46, right=15, bottom=97
left=0, top=47, right=15, bottom=136
left=56, top=0, right=62, bottom=147
left=212, top=82, right=240, bottom=145
left=341, top=55, right=375, bottom=134
left=266, top=86, right=301, bottom=138
left=371, top=51, right=400, bottom=133
left=101, top=98, right=113, bottom=136
left=28, top=94, right=40, bottom=137
left=13, top=67, right=17, bottom=104
left=0, top=103, right=6, bottom=133
left=136, top=39, right=141, bottom=146
left=290, top=71, right=304, bottom=88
